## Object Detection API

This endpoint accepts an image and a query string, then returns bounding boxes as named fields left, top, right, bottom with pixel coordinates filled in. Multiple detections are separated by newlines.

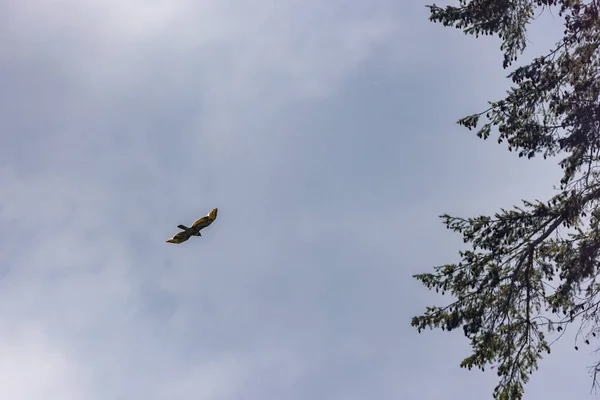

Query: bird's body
left=166, top=208, right=218, bottom=244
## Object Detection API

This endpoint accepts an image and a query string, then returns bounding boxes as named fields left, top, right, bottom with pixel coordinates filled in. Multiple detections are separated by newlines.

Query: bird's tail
left=177, top=224, right=190, bottom=231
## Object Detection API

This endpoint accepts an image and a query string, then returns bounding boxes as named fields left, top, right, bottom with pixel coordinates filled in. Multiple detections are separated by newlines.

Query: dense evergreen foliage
left=412, top=1, right=600, bottom=398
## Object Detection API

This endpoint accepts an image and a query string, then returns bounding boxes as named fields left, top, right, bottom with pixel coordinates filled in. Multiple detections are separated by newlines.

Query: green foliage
left=413, top=1, right=600, bottom=398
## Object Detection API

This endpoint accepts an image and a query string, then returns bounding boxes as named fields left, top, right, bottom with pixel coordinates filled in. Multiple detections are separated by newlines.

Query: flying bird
left=166, top=208, right=218, bottom=244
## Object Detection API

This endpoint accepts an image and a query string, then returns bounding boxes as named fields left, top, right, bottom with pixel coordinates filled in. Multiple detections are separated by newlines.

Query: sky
left=0, top=1, right=598, bottom=399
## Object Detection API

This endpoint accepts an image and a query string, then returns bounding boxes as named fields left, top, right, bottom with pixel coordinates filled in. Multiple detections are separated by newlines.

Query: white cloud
left=0, top=324, right=90, bottom=400
left=157, top=345, right=308, bottom=400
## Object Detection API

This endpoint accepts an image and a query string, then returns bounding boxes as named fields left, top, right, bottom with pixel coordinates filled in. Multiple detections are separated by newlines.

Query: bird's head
left=208, top=208, right=218, bottom=220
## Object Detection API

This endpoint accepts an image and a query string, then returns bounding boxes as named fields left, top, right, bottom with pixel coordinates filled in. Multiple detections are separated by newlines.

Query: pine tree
left=411, top=1, right=600, bottom=399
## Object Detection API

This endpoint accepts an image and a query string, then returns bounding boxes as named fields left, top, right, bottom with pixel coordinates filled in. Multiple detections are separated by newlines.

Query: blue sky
left=1, top=1, right=597, bottom=399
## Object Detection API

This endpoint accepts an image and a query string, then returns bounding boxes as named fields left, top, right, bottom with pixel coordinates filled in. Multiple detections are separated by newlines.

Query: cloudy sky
left=1, top=1, right=597, bottom=399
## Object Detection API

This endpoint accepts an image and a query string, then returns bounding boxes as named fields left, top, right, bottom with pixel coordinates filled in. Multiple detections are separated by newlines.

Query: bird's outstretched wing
left=191, top=208, right=218, bottom=231
left=166, top=230, right=192, bottom=244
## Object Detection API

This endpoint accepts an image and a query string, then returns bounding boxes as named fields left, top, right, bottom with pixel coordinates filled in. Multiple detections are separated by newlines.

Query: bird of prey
left=166, top=208, right=218, bottom=244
